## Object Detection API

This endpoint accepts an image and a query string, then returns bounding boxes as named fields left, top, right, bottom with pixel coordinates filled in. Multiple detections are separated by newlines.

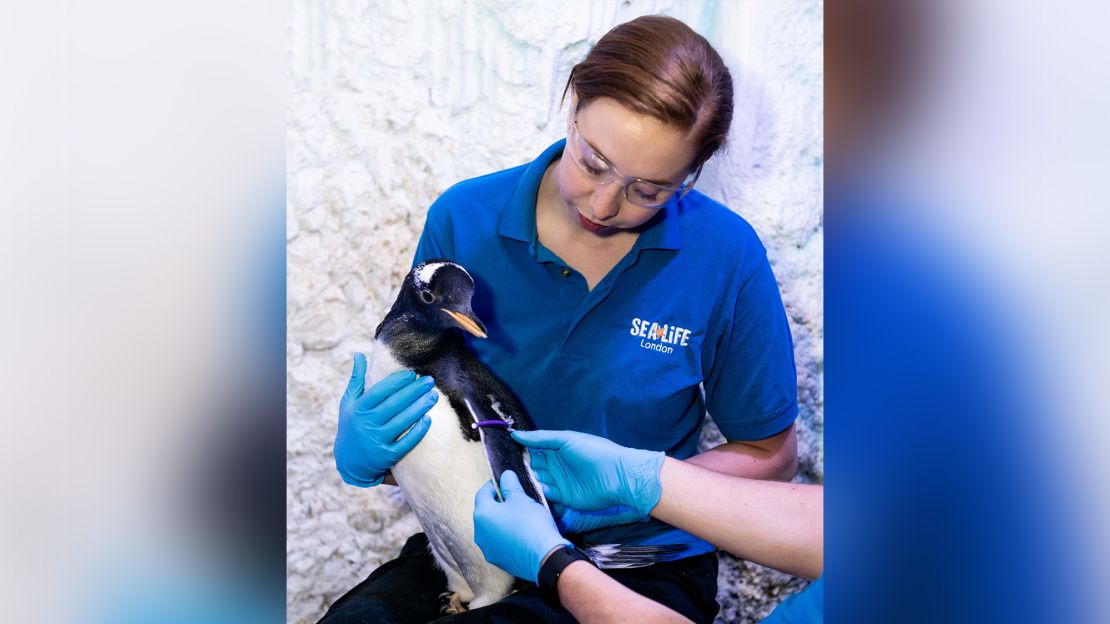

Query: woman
left=327, top=15, right=798, bottom=623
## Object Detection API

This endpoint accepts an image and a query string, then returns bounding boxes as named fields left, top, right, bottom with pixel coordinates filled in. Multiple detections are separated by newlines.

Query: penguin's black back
left=402, top=333, right=543, bottom=504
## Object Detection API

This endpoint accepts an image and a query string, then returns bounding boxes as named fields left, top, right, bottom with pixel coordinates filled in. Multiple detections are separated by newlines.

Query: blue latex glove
left=473, top=470, right=572, bottom=584
left=513, top=429, right=665, bottom=520
left=551, top=502, right=643, bottom=534
left=334, top=353, right=438, bottom=487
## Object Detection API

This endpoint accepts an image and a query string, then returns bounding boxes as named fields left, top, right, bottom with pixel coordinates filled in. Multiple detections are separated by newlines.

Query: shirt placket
left=559, top=247, right=647, bottom=353
left=532, top=241, right=588, bottom=342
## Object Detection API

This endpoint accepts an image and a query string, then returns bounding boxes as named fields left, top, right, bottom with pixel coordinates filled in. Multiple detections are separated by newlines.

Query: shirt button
left=561, top=268, right=572, bottom=278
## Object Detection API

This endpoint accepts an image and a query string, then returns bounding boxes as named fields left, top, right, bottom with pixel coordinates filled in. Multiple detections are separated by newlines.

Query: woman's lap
left=318, top=533, right=719, bottom=624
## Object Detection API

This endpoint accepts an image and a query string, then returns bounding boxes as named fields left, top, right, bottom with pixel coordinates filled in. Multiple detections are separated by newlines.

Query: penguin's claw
left=439, top=592, right=468, bottom=614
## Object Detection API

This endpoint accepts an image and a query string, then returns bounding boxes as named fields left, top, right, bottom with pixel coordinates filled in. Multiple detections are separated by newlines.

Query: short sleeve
left=703, top=256, right=798, bottom=441
left=411, top=197, right=455, bottom=267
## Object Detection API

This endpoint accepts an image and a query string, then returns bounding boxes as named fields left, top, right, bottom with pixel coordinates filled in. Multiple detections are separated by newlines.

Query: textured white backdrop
left=287, top=1, right=822, bottom=622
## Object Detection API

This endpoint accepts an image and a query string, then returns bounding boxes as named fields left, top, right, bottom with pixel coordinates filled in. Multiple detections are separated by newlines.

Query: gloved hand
left=334, top=353, right=438, bottom=487
left=550, top=502, right=643, bottom=534
left=513, top=429, right=665, bottom=520
left=473, top=470, right=572, bottom=584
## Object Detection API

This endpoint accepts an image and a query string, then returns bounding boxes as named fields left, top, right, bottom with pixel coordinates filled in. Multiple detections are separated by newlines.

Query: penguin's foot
left=439, top=591, right=468, bottom=614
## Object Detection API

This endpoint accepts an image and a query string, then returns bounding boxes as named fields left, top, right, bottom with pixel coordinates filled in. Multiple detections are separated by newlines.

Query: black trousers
left=318, top=533, right=720, bottom=624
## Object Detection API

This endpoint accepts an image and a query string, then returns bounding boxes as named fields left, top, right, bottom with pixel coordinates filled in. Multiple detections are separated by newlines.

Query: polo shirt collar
left=497, top=139, right=683, bottom=251
left=637, top=200, right=682, bottom=250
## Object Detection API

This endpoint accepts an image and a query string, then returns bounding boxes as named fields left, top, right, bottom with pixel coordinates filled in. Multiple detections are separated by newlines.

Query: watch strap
left=537, top=546, right=591, bottom=605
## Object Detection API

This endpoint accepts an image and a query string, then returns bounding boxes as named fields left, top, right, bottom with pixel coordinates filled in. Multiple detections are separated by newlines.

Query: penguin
left=369, top=259, right=685, bottom=614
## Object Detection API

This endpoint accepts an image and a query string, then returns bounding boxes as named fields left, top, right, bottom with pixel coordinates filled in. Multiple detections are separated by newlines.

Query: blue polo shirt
left=412, top=140, right=797, bottom=555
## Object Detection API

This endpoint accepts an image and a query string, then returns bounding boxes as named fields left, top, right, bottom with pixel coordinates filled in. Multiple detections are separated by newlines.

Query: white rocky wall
left=287, top=1, right=823, bottom=622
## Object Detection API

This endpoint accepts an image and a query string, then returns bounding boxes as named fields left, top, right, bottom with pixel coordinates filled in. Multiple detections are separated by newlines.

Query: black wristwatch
left=537, top=545, right=592, bottom=605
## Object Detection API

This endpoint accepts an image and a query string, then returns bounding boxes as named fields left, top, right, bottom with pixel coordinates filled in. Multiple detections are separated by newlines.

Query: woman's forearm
left=685, top=425, right=798, bottom=481
left=651, top=458, right=823, bottom=579
left=557, top=561, right=693, bottom=624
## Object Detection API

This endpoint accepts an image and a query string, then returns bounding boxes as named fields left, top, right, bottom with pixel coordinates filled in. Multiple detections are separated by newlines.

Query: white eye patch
left=413, top=260, right=473, bottom=291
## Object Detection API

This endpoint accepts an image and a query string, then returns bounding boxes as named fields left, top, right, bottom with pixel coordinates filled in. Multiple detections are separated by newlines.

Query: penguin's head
left=376, top=260, right=488, bottom=343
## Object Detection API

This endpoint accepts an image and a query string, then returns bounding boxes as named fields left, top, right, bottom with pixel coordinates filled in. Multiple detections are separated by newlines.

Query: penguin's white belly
left=390, top=387, right=515, bottom=609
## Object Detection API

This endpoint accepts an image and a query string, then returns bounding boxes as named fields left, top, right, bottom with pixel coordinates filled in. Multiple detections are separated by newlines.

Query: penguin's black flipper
left=482, top=426, right=546, bottom=506
left=578, top=543, right=689, bottom=569
left=462, top=395, right=545, bottom=506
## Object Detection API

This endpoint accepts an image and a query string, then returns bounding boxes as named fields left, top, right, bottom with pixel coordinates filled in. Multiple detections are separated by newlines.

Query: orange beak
left=440, top=308, right=488, bottom=339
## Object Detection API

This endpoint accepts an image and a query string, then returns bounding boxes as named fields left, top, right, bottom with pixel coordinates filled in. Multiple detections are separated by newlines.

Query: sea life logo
left=629, top=318, right=692, bottom=355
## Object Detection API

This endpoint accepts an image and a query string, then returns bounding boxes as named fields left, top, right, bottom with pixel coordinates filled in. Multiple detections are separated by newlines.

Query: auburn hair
left=562, top=15, right=734, bottom=174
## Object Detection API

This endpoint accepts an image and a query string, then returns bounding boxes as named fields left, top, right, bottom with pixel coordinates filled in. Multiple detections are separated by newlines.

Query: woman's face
left=554, top=97, right=698, bottom=236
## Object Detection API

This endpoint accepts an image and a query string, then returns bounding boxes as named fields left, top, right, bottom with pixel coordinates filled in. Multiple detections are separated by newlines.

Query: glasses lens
left=568, top=122, right=615, bottom=183
left=626, top=180, right=678, bottom=208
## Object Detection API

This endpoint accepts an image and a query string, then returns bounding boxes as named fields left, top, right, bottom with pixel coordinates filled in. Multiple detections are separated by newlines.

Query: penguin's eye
left=420, top=290, right=435, bottom=304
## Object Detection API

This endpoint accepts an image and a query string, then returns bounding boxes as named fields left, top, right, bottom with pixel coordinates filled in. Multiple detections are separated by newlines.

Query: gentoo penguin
left=370, top=259, right=684, bottom=614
